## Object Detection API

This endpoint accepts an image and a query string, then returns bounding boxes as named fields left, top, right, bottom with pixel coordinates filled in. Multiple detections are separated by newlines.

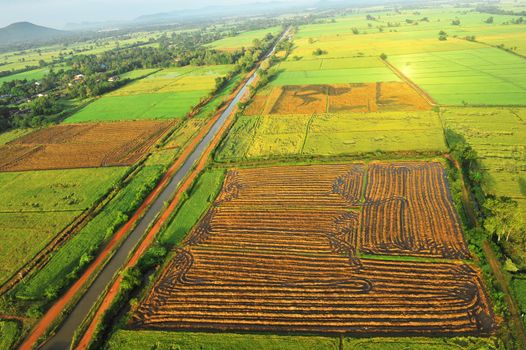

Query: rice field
left=441, top=107, right=526, bottom=207
left=66, top=65, right=233, bottom=122
left=217, top=111, right=446, bottom=161
left=389, top=48, right=526, bottom=105
left=0, top=167, right=126, bottom=286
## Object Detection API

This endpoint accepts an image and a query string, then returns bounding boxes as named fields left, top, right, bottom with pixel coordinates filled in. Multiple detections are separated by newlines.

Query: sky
left=0, top=0, right=296, bottom=28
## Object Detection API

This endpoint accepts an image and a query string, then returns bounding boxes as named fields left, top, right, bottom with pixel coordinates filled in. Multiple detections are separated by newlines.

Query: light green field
left=0, top=320, right=19, bottom=350
left=389, top=47, right=526, bottom=105
left=0, top=167, right=126, bottom=287
left=160, top=169, right=225, bottom=245
left=17, top=165, right=161, bottom=300
left=0, top=67, right=50, bottom=84
left=119, top=68, right=160, bottom=80
left=65, top=91, right=206, bottom=122
left=66, top=65, right=233, bottom=122
left=271, top=56, right=399, bottom=85
left=442, top=107, right=526, bottom=205
left=217, top=111, right=446, bottom=162
left=207, top=26, right=282, bottom=50
left=106, top=330, right=500, bottom=350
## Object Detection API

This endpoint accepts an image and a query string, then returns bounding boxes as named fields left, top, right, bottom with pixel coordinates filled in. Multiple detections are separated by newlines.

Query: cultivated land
left=0, top=167, right=126, bottom=286
left=3, top=3, right=526, bottom=350
left=389, top=48, right=526, bottom=105
left=131, top=163, right=494, bottom=335
left=0, top=120, right=174, bottom=171
left=66, top=65, right=233, bottom=122
left=442, top=107, right=526, bottom=208
left=217, top=111, right=445, bottom=161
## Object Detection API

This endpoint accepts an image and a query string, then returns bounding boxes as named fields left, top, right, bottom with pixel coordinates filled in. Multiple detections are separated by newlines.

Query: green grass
left=0, top=67, right=50, bottom=84
left=0, top=320, right=19, bottom=350
left=17, top=165, right=164, bottom=300
left=0, top=167, right=126, bottom=288
left=389, top=47, right=526, bottom=105
left=0, top=128, right=33, bottom=145
left=217, top=111, right=446, bottom=162
left=160, top=169, right=226, bottom=245
left=106, top=330, right=339, bottom=350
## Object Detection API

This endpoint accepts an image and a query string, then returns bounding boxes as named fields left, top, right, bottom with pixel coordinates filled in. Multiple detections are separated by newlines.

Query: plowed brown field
left=0, top=120, right=174, bottom=171
left=131, top=162, right=494, bottom=336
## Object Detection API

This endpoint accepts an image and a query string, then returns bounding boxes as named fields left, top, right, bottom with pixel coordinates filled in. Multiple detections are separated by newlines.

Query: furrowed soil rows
left=360, top=162, right=470, bottom=259
left=0, top=120, right=174, bottom=171
left=131, top=162, right=494, bottom=336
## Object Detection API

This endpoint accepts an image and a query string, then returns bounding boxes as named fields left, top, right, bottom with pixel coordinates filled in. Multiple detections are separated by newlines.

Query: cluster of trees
left=476, top=5, right=526, bottom=17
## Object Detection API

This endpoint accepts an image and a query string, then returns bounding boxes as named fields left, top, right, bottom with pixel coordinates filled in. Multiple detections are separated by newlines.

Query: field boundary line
left=382, top=59, right=437, bottom=107
left=300, top=113, right=316, bottom=155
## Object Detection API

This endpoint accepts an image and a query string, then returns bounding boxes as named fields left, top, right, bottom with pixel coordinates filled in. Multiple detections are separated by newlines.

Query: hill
left=0, top=22, right=68, bottom=46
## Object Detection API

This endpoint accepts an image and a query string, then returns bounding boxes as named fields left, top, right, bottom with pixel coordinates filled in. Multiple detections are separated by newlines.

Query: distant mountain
left=0, top=22, right=69, bottom=46
left=134, top=1, right=315, bottom=24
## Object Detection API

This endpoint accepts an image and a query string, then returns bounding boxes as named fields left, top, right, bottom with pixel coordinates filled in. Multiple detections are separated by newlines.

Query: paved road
left=37, top=27, right=290, bottom=350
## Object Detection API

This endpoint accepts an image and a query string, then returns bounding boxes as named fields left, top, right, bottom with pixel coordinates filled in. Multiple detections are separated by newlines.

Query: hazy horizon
left=0, top=0, right=307, bottom=29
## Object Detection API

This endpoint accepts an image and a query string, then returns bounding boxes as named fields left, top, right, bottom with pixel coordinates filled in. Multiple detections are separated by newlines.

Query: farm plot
left=0, top=120, right=174, bottom=171
left=131, top=163, right=493, bottom=336
left=388, top=47, right=526, bottom=106
left=217, top=111, right=445, bottom=161
left=66, top=65, right=233, bottom=122
left=0, top=167, right=126, bottom=286
left=272, top=57, right=400, bottom=86
left=246, top=82, right=431, bottom=116
left=442, top=107, right=526, bottom=212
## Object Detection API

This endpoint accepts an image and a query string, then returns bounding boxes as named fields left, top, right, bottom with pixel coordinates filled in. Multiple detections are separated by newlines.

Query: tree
left=483, top=197, right=525, bottom=242
left=451, top=19, right=461, bottom=25
left=380, top=53, right=388, bottom=60
left=485, top=16, right=494, bottom=24
left=438, top=30, right=448, bottom=41
left=312, top=48, right=327, bottom=56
